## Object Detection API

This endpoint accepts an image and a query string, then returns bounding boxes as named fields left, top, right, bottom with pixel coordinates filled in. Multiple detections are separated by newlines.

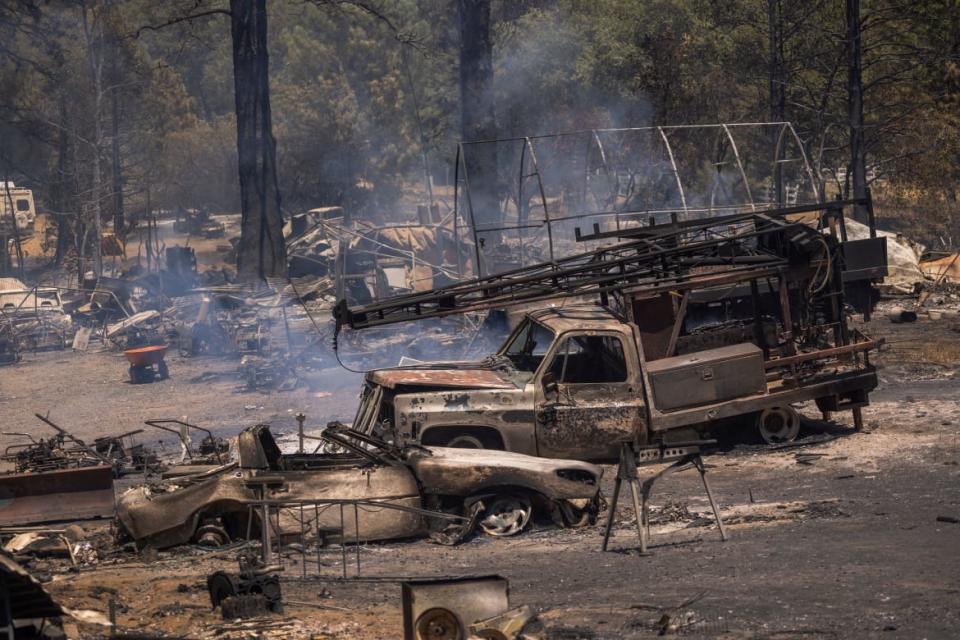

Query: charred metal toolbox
left=646, top=342, right=767, bottom=411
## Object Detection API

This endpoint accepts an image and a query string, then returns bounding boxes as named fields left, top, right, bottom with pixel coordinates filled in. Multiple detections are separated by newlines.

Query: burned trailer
left=334, top=194, right=887, bottom=459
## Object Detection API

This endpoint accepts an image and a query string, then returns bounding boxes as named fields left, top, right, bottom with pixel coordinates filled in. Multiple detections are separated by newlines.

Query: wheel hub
left=479, top=495, right=532, bottom=536
left=415, top=607, right=463, bottom=640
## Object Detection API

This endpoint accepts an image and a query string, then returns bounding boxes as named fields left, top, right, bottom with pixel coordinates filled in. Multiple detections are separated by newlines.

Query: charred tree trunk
left=80, top=1, right=103, bottom=277
left=458, top=0, right=500, bottom=237
left=110, top=51, right=124, bottom=239
left=458, top=0, right=495, bottom=146
left=846, top=0, right=868, bottom=221
left=230, top=0, right=287, bottom=282
left=768, top=0, right=785, bottom=205
left=54, top=93, right=71, bottom=266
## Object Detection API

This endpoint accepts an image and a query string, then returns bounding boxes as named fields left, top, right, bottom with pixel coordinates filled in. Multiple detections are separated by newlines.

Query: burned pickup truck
left=335, top=198, right=886, bottom=460
left=116, top=424, right=602, bottom=549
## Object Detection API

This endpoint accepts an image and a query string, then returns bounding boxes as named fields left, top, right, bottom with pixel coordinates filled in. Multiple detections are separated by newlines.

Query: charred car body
left=0, top=281, right=72, bottom=354
left=116, top=424, right=602, bottom=549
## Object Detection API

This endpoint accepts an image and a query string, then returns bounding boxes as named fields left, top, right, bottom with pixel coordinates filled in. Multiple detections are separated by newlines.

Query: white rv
left=0, top=182, right=36, bottom=237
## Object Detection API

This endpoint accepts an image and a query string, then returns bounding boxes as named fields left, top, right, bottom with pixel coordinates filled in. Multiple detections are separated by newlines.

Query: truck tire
left=756, top=406, right=801, bottom=444
left=422, top=427, right=504, bottom=450
left=445, top=434, right=485, bottom=449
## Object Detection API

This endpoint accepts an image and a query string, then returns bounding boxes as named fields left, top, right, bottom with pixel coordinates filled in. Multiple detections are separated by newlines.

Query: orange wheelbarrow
left=124, top=344, right=169, bottom=383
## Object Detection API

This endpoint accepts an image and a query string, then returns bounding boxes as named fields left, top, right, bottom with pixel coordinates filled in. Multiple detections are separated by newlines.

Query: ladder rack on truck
left=333, top=197, right=882, bottom=331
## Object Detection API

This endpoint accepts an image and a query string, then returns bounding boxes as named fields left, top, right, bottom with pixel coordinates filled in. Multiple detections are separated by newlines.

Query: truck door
left=534, top=332, right=644, bottom=460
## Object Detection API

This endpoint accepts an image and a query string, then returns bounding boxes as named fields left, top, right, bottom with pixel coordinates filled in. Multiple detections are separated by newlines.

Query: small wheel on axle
left=415, top=608, right=463, bottom=640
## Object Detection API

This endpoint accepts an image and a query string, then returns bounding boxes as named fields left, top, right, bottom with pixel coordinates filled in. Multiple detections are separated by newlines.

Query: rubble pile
left=0, top=418, right=588, bottom=638
left=0, top=204, right=489, bottom=388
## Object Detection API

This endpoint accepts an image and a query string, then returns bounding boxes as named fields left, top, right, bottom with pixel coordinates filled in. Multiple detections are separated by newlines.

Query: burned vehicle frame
left=0, top=284, right=72, bottom=353
left=115, top=424, right=602, bottom=549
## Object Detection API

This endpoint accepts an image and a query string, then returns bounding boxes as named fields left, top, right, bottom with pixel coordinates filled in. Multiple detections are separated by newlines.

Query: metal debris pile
left=0, top=417, right=592, bottom=639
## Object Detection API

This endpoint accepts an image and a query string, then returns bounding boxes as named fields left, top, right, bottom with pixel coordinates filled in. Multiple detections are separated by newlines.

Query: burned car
left=115, top=424, right=601, bottom=549
left=0, top=282, right=72, bottom=352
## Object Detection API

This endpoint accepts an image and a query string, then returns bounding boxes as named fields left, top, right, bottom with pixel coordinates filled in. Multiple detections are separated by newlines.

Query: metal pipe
left=523, top=137, right=555, bottom=264
left=33, top=413, right=111, bottom=465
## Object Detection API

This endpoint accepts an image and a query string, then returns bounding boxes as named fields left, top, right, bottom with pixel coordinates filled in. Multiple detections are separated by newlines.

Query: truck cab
left=0, top=283, right=72, bottom=351
left=352, top=306, right=642, bottom=461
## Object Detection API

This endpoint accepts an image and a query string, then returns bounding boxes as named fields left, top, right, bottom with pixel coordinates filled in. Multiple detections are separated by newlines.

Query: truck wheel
left=422, top=428, right=504, bottom=450
left=445, top=434, right=485, bottom=449
left=757, top=406, right=800, bottom=444
left=479, top=494, right=532, bottom=536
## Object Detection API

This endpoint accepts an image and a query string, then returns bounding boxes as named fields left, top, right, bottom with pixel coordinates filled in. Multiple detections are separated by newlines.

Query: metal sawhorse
left=601, top=441, right=728, bottom=553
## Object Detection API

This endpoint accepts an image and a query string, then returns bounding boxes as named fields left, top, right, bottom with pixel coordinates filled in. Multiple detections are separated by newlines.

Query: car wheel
left=757, top=406, right=801, bottom=444
left=196, top=522, right=230, bottom=547
left=478, top=494, right=532, bottom=536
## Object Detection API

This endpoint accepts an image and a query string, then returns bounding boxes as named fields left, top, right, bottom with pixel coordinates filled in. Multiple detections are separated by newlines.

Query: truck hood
left=368, top=366, right=515, bottom=390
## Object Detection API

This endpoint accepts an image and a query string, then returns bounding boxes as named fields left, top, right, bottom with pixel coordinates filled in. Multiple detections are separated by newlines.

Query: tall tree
left=458, top=0, right=499, bottom=238
left=80, top=0, right=104, bottom=277
left=136, top=0, right=287, bottom=281
left=768, top=0, right=785, bottom=205
left=230, top=0, right=286, bottom=281
left=109, top=38, right=124, bottom=238
left=846, top=0, right=868, bottom=222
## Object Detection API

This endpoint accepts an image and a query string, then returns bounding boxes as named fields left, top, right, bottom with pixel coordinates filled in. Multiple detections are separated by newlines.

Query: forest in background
left=0, top=0, right=958, bottom=269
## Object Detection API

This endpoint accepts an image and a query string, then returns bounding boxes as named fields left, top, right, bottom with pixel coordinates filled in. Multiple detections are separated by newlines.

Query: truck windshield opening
left=501, top=320, right=555, bottom=373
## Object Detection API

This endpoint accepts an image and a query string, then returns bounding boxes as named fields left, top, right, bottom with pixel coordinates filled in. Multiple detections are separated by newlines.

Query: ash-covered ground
left=1, top=315, right=958, bottom=639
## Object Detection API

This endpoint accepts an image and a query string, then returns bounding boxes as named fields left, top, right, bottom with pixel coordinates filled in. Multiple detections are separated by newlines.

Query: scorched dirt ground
left=1, top=315, right=959, bottom=639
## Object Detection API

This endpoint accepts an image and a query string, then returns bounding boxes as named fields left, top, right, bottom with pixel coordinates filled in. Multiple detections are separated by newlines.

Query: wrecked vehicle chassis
left=116, top=425, right=601, bottom=549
